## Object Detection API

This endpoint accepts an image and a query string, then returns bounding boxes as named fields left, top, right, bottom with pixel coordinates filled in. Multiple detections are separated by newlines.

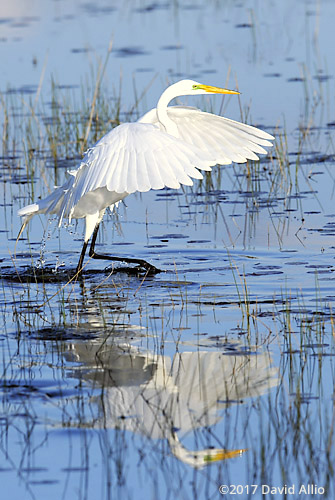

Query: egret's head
left=159, top=79, right=240, bottom=111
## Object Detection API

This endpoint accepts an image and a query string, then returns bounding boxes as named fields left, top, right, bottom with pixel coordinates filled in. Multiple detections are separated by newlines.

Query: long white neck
left=156, top=86, right=180, bottom=137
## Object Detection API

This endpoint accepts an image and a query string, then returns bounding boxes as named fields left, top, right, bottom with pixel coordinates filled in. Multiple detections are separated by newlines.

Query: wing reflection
left=65, top=339, right=278, bottom=467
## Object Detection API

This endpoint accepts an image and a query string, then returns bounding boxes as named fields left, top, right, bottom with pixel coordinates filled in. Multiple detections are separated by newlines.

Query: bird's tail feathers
left=16, top=177, right=77, bottom=254
left=17, top=203, right=40, bottom=219
left=17, top=175, right=76, bottom=225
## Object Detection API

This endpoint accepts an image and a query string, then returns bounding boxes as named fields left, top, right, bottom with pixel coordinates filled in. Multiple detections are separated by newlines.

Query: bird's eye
left=192, top=84, right=200, bottom=90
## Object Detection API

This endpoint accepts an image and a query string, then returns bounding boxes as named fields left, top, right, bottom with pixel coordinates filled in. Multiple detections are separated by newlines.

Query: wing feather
left=207, top=126, right=252, bottom=163
left=68, top=122, right=215, bottom=208
left=135, top=151, right=151, bottom=192
left=162, top=151, right=197, bottom=188
left=142, top=150, right=165, bottom=190
left=107, top=147, right=125, bottom=192
left=159, top=155, right=181, bottom=189
left=207, top=121, right=266, bottom=158
left=139, top=105, right=274, bottom=165
left=118, top=149, right=130, bottom=193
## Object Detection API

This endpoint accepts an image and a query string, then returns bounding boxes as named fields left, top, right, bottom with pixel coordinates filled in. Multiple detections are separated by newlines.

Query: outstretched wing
left=63, top=122, right=216, bottom=216
left=139, top=105, right=274, bottom=164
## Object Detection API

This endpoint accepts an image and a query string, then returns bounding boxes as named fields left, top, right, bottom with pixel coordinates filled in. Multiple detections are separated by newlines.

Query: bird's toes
left=142, top=263, right=162, bottom=275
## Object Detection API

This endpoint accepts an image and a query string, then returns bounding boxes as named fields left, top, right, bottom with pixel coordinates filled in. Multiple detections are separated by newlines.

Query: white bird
left=17, top=79, right=274, bottom=275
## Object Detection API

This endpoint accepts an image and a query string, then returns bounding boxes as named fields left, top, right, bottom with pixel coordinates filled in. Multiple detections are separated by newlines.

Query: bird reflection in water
left=64, top=337, right=278, bottom=468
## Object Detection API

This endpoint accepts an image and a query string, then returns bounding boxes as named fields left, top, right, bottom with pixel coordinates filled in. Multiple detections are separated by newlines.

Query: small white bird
left=18, top=79, right=274, bottom=275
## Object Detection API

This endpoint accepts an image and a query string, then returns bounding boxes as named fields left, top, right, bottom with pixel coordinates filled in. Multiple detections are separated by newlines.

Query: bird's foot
left=139, top=262, right=161, bottom=275
left=88, top=251, right=161, bottom=276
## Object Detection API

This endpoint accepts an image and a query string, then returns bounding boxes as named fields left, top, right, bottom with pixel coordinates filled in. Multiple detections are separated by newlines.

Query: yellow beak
left=194, top=84, right=240, bottom=95
left=203, top=447, right=247, bottom=463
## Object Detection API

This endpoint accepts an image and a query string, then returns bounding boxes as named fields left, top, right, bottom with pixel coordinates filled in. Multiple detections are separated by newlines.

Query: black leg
left=87, top=221, right=161, bottom=275
left=76, top=240, right=89, bottom=276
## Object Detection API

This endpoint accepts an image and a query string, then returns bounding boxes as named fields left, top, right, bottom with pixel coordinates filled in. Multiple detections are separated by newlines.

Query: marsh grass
left=1, top=61, right=129, bottom=208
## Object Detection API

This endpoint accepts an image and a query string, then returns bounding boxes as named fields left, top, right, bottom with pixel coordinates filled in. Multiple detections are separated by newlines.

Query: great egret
left=18, top=79, right=274, bottom=274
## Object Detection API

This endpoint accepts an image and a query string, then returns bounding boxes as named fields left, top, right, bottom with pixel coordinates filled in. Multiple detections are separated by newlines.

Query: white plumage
left=18, top=79, right=274, bottom=273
